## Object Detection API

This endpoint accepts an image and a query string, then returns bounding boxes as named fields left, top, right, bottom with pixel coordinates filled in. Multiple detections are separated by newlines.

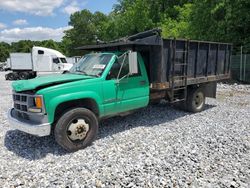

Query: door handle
left=140, top=80, right=146, bottom=85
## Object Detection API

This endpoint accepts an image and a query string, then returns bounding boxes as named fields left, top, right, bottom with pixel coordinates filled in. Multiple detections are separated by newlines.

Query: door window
left=53, top=58, right=60, bottom=64
left=107, top=55, right=141, bottom=80
left=107, top=59, right=120, bottom=80
left=118, top=55, right=129, bottom=78
left=118, top=55, right=141, bottom=78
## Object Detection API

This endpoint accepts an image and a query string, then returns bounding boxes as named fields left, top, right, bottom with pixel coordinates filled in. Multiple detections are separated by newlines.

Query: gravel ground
left=0, top=71, right=249, bottom=188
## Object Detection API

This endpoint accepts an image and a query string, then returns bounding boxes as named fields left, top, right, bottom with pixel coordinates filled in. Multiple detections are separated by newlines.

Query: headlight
left=28, top=96, right=44, bottom=113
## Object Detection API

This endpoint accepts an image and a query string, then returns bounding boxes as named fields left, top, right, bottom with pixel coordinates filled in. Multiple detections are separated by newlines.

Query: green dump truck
left=7, top=29, right=232, bottom=151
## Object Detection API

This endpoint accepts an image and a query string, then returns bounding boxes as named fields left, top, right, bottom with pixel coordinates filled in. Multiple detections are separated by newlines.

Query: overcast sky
left=0, top=0, right=117, bottom=43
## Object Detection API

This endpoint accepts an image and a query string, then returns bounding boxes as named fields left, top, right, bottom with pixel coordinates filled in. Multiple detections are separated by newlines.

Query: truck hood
left=12, top=74, right=93, bottom=92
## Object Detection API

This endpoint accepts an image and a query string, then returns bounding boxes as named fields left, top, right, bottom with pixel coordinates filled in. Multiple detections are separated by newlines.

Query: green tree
left=100, top=0, right=193, bottom=41
left=63, top=10, right=109, bottom=56
left=162, top=3, right=193, bottom=38
left=0, top=40, right=66, bottom=61
left=0, top=42, right=11, bottom=62
left=189, top=0, right=250, bottom=52
left=2, top=0, right=248, bottom=60
left=11, top=40, right=33, bottom=53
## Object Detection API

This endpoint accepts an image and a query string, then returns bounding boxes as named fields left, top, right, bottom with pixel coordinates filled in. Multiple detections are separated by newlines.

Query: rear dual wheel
left=54, top=108, right=98, bottom=152
left=19, top=72, right=30, bottom=80
left=175, top=87, right=205, bottom=113
left=186, top=88, right=205, bottom=113
left=6, top=72, right=18, bottom=80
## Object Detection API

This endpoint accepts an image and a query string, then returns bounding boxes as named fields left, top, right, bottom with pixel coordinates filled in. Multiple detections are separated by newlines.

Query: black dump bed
left=77, top=29, right=232, bottom=90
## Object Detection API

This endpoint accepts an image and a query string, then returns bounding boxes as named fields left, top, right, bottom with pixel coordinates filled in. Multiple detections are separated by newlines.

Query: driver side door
left=102, top=59, right=121, bottom=116
left=52, top=57, right=61, bottom=72
left=102, top=55, right=149, bottom=116
left=116, top=56, right=149, bottom=112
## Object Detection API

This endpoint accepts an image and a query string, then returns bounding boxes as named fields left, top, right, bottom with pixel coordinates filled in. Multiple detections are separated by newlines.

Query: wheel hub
left=193, top=92, right=204, bottom=109
left=67, top=119, right=89, bottom=141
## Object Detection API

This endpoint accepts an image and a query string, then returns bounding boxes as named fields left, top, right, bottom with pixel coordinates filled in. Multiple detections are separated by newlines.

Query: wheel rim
left=67, top=119, right=90, bottom=141
left=193, top=92, right=204, bottom=110
left=20, top=74, right=25, bottom=79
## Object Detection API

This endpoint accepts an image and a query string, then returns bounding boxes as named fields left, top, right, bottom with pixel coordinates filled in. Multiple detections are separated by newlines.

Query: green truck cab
left=8, top=51, right=150, bottom=151
left=7, top=30, right=232, bottom=151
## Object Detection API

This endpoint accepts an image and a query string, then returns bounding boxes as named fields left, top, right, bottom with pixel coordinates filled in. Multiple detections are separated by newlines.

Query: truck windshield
left=69, top=54, right=113, bottom=77
left=60, top=58, right=68, bottom=63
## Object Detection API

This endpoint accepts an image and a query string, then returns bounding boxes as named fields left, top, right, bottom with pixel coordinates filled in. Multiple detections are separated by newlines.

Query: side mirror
left=128, top=52, right=138, bottom=75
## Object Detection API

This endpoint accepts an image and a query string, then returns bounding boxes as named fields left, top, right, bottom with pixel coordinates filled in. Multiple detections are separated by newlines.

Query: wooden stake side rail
left=150, top=74, right=230, bottom=91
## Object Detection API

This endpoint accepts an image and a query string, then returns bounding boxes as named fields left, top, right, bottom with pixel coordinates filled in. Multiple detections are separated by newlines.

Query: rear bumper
left=7, top=109, right=51, bottom=137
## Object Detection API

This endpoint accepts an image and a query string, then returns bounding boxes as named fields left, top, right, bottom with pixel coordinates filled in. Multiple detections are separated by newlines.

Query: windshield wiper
left=89, top=74, right=101, bottom=78
left=74, top=71, right=100, bottom=77
left=72, top=70, right=101, bottom=77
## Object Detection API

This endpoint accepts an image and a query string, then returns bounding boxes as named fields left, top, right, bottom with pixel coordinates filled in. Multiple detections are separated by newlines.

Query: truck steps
left=173, top=87, right=186, bottom=91
left=170, top=40, right=188, bottom=103
left=172, top=99, right=186, bottom=103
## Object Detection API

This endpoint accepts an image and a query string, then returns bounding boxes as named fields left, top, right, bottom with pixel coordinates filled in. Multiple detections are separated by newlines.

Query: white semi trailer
left=5, top=46, right=73, bottom=80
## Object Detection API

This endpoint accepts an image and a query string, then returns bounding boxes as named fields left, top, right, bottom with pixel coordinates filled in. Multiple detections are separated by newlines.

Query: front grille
left=13, top=94, right=27, bottom=102
left=13, top=92, right=32, bottom=120
left=14, top=103, right=28, bottom=112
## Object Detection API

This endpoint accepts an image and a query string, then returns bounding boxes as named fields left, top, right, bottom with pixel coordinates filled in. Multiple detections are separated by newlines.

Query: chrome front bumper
left=7, top=109, right=51, bottom=137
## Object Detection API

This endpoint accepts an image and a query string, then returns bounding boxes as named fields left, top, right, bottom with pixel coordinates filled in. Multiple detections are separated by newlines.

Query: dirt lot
left=0, top=71, right=249, bottom=187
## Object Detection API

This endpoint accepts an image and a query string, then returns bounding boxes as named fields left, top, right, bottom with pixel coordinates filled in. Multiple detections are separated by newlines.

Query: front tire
left=54, top=108, right=98, bottom=152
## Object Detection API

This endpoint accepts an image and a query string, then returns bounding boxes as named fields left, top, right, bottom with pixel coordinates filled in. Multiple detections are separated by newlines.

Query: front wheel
left=54, top=108, right=98, bottom=152
left=186, top=88, right=205, bottom=113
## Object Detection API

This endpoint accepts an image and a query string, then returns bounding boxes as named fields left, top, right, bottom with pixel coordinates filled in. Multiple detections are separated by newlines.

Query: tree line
left=63, top=0, right=250, bottom=55
left=0, top=40, right=66, bottom=62
left=1, top=0, right=250, bottom=62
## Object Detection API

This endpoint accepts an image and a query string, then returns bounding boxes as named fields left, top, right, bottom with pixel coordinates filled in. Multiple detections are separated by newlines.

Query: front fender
left=46, top=91, right=104, bottom=124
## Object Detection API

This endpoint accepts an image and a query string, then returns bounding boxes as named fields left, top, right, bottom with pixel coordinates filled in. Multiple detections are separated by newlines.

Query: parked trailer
left=6, top=53, right=34, bottom=80
left=7, top=29, right=232, bottom=151
left=5, top=46, right=73, bottom=80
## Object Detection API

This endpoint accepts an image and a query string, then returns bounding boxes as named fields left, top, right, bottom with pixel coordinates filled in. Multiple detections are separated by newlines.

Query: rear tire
left=54, top=108, right=98, bottom=152
left=7, top=73, right=16, bottom=80
left=19, top=72, right=29, bottom=80
left=186, top=88, right=205, bottom=113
